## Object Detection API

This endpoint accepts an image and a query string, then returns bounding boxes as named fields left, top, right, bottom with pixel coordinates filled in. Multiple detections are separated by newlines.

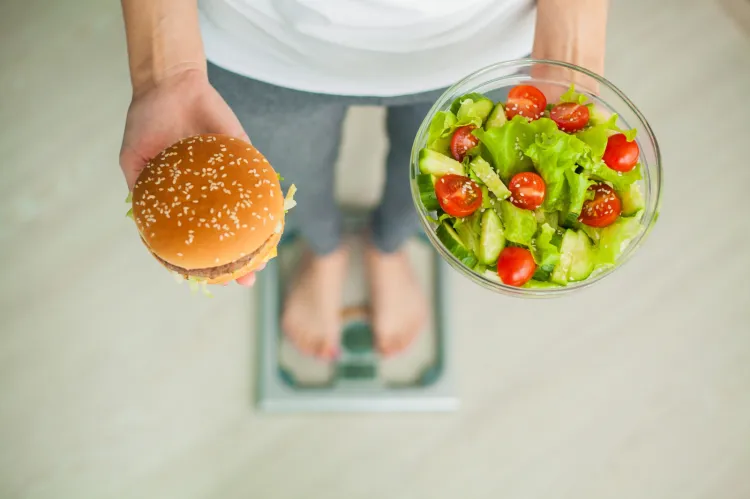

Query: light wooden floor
left=2, top=0, right=750, bottom=498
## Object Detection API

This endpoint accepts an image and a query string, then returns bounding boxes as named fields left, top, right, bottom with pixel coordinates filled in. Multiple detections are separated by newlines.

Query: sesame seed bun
left=131, top=134, right=285, bottom=282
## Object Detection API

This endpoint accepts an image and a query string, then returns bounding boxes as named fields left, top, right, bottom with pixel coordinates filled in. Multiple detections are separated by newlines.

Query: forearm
left=532, top=0, right=608, bottom=74
left=121, top=0, right=206, bottom=94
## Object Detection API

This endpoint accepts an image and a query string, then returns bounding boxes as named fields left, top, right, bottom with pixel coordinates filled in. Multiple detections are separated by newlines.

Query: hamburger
left=127, top=134, right=296, bottom=287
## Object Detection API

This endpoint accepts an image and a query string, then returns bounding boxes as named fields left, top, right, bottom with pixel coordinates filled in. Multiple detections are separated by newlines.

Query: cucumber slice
left=579, top=224, right=601, bottom=244
left=416, top=174, right=439, bottom=211
left=457, top=98, right=494, bottom=126
left=597, top=217, right=642, bottom=266
left=523, top=279, right=563, bottom=289
left=550, top=229, right=577, bottom=285
left=418, top=149, right=464, bottom=176
left=497, top=200, right=537, bottom=246
left=620, top=182, right=645, bottom=216
left=436, top=222, right=478, bottom=268
left=478, top=209, right=506, bottom=265
left=568, top=230, right=595, bottom=281
left=480, top=185, right=493, bottom=209
left=551, top=229, right=596, bottom=283
left=450, top=92, right=494, bottom=125
left=454, top=218, right=479, bottom=255
left=427, top=136, right=452, bottom=156
left=485, top=103, right=507, bottom=129
left=482, top=269, right=505, bottom=285
left=469, top=157, right=511, bottom=200
left=450, top=92, right=490, bottom=114
left=541, top=210, right=559, bottom=231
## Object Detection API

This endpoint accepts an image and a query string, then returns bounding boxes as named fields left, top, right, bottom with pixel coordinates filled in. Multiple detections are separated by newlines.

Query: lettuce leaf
left=564, top=169, right=595, bottom=216
left=427, top=111, right=458, bottom=156
left=125, top=192, right=134, bottom=220
left=559, top=85, right=589, bottom=105
left=588, top=160, right=642, bottom=192
left=284, top=184, right=297, bottom=212
left=577, top=113, right=638, bottom=159
left=534, top=223, right=561, bottom=269
left=523, top=126, right=589, bottom=211
left=427, top=111, right=457, bottom=143
left=426, top=110, right=458, bottom=154
left=473, top=116, right=558, bottom=182
left=426, top=212, right=453, bottom=225
left=180, top=276, right=214, bottom=297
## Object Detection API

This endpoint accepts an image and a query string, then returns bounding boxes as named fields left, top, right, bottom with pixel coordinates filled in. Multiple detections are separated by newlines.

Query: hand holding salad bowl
left=410, top=59, right=662, bottom=297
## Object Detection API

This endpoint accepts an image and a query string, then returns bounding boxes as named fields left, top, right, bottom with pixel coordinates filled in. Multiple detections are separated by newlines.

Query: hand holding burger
left=119, top=70, right=294, bottom=287
left=125, top=132, right=294, bottom=289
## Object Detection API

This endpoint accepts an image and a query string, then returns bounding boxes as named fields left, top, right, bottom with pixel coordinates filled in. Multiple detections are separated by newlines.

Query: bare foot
left=282, top=247, right=348, bottom=360
left=366, top=245, right=428, bottom=356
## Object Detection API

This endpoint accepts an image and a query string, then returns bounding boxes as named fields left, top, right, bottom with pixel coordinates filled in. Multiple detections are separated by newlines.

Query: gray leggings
left=208, top=62, right=445, bottom=255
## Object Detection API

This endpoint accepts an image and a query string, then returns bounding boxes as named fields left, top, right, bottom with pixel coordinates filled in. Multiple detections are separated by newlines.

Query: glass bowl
left=409, top=59, right=662, bottom=298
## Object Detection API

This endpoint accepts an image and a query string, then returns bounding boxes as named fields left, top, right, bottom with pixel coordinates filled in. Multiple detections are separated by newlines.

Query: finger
left=119, top=146, right=147, bottom=191
left=235, top=272, right=256, bottom=287
left=205, top=90, right=252, bottom=144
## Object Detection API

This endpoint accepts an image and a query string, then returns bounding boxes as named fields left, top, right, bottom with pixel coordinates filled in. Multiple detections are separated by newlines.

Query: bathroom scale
left=255, top=209, right=458, bottom=413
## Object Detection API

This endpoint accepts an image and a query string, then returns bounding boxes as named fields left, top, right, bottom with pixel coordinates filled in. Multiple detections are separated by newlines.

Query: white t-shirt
left=199, top=0, right=536, bottom=97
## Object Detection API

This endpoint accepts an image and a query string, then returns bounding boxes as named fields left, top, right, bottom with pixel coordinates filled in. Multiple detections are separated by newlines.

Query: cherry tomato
left=508, top=172, right=546, bottom=210
left=434, top=174, right=483, bottom=217
left=505, top=85, right=547, bottom=121
left=450, top=125, right=479, bottom=162
left=602, top=133, right=639, bottom=172
left=579, top=183, right=622, bottom=227
left=550, top=102, right=590, bottom=132
left=496, top=246, right=536, bottom=287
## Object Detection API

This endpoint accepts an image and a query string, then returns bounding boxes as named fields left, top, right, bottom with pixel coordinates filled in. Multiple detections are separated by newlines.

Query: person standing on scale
left=119, top=0, right=608, bottom=359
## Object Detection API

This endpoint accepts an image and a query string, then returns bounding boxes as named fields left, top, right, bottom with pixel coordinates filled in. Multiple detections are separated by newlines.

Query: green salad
left=417, top=84, right=645, bottom=288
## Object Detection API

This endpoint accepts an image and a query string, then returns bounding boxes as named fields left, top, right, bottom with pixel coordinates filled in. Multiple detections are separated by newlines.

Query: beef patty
left=154, top=234, right=273, bottom=279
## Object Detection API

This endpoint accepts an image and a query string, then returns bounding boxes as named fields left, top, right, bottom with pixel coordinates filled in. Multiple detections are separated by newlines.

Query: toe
left=378, top=335, right=397, bottom=356
left=388, top=334, right=408, bottom=356
left=309, top=337, right=325, bottom=358
left=320, top=336, right=340, bottom=360
left=282, top=320, right=311, bottom=357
